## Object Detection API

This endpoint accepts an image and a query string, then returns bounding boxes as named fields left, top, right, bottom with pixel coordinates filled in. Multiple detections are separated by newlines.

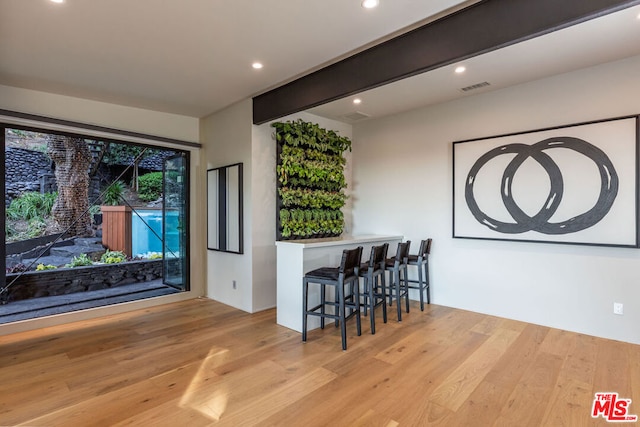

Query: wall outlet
left=232, top=280, right=237, bottom=290
left=613, top=302, right=623, bottom=315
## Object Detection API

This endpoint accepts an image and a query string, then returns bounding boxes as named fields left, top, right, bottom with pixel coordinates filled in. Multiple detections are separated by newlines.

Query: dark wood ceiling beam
left=253, top=0, right=640, bottom=124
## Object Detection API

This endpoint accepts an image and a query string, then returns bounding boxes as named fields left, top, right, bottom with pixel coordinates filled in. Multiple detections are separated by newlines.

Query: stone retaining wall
left=4, top=147, right=53, bottom=205
left=3, top=259, right=163, bottom=303
left=5, top=147, right=110, bottom=206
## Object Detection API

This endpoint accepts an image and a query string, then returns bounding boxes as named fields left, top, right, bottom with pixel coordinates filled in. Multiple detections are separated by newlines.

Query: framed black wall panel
left=253, top=0, right=640, bottom=124
left=207, top=163, right=243, bottom=254
left=217, top=170, right=228, bottom=251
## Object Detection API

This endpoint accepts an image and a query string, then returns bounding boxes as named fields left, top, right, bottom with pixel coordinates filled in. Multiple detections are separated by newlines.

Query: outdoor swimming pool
left=131, top=209, right=179, bottom=257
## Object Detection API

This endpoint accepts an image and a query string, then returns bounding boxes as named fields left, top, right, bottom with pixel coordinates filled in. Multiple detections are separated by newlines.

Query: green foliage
left=278, top=188, right=347, bottom=209
left=102, top=143, right=159, bottom=166
left=100, top=250, right=127, bottom=264
left=279, top=209, right=291, bottom=222
left=277, top=143, right=347, bottom=189
left=36, top=263, right=58, bottom=271
left=273, top=119, right=350, bottom=239
left=6, top=192, right=57, bottom=221
left=103, top=181, right=125, bottom=206
left=138, top=172, right=163, bottom=202
left=65, top=253, right=94, bottom=268
left=5, top=222, right=16, bottom=239
left=277, top=157, right=346, bottom=189
left=272, top=119, right=352, bottom=154
left=26, top=218, right=47, bottom=238
left=5, top=218, right=49, bottom=242
left=8, top=129, right=29, bottom=137
left=147, top=252, right=163, bottom=260
left=279, top=208, right=344, bottom=238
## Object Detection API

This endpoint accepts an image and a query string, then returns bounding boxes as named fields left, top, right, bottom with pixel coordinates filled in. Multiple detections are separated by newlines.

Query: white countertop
left=275, top=234, right=403, bottom=249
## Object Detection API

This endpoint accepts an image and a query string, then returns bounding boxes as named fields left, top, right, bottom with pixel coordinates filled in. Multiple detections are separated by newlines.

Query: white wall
left=351, top=54, right=640, bottom=344
left=0, top=86, right=205, bottom=336
left=250, top=119, right=277, bottom=311
left=201, top=99, right=254, bottom=312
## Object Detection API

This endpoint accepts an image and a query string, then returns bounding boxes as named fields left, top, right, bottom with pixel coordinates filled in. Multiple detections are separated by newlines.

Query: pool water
left=131, top=209, right=179, bottom=257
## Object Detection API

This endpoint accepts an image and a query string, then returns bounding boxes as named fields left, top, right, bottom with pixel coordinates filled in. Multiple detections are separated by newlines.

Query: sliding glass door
left=1, top=124, right=191, bottom=322
left=162, top=153, right=189, bottom=291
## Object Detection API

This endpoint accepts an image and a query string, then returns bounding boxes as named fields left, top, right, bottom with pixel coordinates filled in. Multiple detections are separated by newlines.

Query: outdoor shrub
left=65, top=253, right=93, bottom=268
left=100, top=250, right=127, bottom=264
left=6, top=191, right=57, bottom=221
left=5, top=222, right=16, bottom=239
left=138, top=172, right=163, bottom=202
left=36, top=263, right=57, bottom=271
left=26, top=218, right=47, bottom=238
left=141, top=252, right=163, bottom=260
left=103, top=181, right=125, bottom=206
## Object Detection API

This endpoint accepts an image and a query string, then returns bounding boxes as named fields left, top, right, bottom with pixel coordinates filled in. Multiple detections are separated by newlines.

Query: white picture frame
left=452, top=116, right=639, bottom=247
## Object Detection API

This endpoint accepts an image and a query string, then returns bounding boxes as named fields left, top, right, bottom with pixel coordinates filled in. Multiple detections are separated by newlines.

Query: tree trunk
left=47, top=135, right=93, bottom=237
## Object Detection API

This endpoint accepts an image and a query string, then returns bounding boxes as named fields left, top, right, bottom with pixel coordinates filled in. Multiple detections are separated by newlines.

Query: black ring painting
left=453, top=116, right=639, bottom=247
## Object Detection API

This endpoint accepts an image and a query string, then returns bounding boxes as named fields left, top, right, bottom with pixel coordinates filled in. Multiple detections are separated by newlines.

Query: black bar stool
left=406, top=238, right=432, bottom=310
left=302, top=246, right=363, bottom=350
left=358, top=243, right=388, bottom=334
left=385, top=241, right=411, bottom=322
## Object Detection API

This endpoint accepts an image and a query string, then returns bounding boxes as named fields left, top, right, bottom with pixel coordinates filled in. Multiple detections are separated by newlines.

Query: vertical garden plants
left=273, top=119, right=351, bottom=239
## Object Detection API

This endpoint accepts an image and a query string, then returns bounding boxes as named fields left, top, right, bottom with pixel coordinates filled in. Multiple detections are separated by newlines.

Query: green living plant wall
left=272, top=119, right=351, bottom=240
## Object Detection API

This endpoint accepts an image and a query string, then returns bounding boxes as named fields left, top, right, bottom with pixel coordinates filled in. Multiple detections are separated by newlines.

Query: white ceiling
left=309, top=4, right=640, bottom=123
left=0, top=0, right=475, bottom=118
left=1, top=1, right=639, bottom=122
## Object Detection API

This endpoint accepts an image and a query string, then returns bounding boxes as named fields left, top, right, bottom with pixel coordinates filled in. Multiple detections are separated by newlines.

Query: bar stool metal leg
left=302, top=277, right=308, bottom=342
left=380, top=273, right=387, bottom=324
left=395, top=268, right=402, bottom=322
left=417, top=262, right=425, bottom=311
left=425, top=260, right=430, bottom=304
left=403, top=268, right=410, bottom=314
left=321, top=284, right=326, bottom=329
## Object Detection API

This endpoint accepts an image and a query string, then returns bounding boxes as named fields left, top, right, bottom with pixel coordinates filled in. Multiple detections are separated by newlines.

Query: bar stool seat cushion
left=304, top=267, right=340, bottom=281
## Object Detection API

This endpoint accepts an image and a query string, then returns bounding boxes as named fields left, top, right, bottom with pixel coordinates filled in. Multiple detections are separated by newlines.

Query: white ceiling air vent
left=459, top=81, right=491, bottom=92
left=341, top=111, right=371, bottom=122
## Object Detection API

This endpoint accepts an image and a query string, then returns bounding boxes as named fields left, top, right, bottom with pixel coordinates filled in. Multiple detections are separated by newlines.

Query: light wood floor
left=0, top=298, right=638, bottom=426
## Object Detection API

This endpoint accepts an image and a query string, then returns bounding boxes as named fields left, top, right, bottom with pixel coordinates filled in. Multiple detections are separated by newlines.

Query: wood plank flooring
left=0, top=298, right=638, bottom=426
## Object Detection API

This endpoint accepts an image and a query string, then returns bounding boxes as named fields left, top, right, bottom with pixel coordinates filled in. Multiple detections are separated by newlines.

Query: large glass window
left=1, top=126, right=190, bottom=323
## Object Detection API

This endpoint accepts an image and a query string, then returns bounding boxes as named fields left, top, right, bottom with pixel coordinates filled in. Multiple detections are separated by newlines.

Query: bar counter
left=275, top=234, right=403, bottom=332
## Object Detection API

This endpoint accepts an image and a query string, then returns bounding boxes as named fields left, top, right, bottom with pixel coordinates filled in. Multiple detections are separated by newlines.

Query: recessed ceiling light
left=353, top=98, right=362, bottom=105
left=362, top=0, right=379, bottom=9
left=50, top=0, right=64, bottom=3
left=252, top=62, right=263, bottom=70
left=455, top=66, right=466, bottom=74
